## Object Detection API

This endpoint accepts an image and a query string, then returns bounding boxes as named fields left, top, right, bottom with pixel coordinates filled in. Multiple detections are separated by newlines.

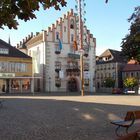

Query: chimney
left=60, top=18, right=63, bottom=23
left=48, top=27, right=51, bottom=32
left=31, top=32, right=33, bottom=37
left=64, top=14, right=66, bottom=19
left=67, top=11, right=70, bottom=16
left=36, top=32, right=39, bottom=36
left=20, top=41, right=22, bottom=45
left=17, top=44, right=19, bottom=48
left=52, top=24, right=55, bottom=29
left=70, top=9, right=73, bottom=16
left=90, top=34, right=93, bottom=38
left=28, top=35, right=30, bottom=39
left=56, top=20, right=59, bottom=25
left=26, top=37, right=28, bottom=41
left=23, top=39, right=25, bottom=43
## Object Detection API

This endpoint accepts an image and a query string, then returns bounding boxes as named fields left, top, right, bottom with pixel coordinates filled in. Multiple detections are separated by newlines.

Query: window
left=56, top=32, right=59, bottom=40
left=136, top=72, right=139, bottom=77
left=131, top=72, right=133, bottom=77
left=71, top=34, right=74, bottom=42
left=55, top=61, right=61, bottom=70
left=21, top=63, right=26, bottom=72
left=126, top=72, right=129, bottom=77
left=0, top=62, right=8, bottom=72
left=29, top=50, right=31, bottom=56
left=70, top=19, right=74, bottom=29
left=64, top=26, right=66, bottom=32
left=55, top=43, right=61, bottom=54
left=69, top=44, right=73, bottom=53
left=85, top=37, right=87, bottom=42
left=10, top=63, right=15, bottom=72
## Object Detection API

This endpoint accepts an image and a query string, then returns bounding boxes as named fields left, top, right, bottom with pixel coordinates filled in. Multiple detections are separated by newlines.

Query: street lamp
left=77, top=0, right=85, bottom=96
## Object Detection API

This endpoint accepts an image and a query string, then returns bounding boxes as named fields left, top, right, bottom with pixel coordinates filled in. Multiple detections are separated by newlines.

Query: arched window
left=70, top=19, right=74, bottom=29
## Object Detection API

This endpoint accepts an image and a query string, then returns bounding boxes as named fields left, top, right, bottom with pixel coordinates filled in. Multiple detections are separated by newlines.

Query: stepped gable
left=26, top=32, right=43, bottom=47
left=30, top=9, right=94, bottom=42
left=17, top=32, right=33, bottom=49
left=0, top=39, right=31, bottom=58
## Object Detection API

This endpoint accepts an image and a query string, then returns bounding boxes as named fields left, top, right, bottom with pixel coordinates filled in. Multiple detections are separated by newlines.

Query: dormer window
left=0, top=48, right=9, bottom=55
left=70, top=19, right=74, bottom=29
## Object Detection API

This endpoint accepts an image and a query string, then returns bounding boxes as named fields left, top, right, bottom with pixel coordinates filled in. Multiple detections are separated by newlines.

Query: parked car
left=112, top=88, right=123, bottom=94
left=123, top=88, right=135, bottom=94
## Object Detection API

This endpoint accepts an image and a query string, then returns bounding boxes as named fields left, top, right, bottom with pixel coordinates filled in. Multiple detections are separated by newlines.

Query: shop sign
left=0, top=73, right=15, bottom=78
left=84, top=71, right=90, bottom=79
left=59, top=70, right=64, bottom=79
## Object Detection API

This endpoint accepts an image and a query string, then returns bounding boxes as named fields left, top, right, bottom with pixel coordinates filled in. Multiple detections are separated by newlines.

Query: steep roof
left=0, top=39, right=31, bottom=58
left=96, top=49, right=127, bottom=64
left=122, top=64, right=140, bottom=72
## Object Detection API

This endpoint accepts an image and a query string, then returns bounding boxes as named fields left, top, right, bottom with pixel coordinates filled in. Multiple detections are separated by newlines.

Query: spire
left=8, top=35, right=11, bottom=45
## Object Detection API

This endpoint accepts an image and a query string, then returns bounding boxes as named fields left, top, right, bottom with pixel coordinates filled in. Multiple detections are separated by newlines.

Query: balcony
left=84, top=52, right=88, bottom=57
left=55, top=61, right=61, bottom=72
left=55, top=78, right=61, bottom=87
left=84, top=63, right=89, bottom=71
left=55, top=44, right=61, bottom=54
left=67, top=53, right=80, bottom=59
left=84, top=79, right=89, bottom=86
left=55, top=65, right=61, bottom=72
left=55, top=50, right=61, bottom=54
left=66, top=67, right=80, bottom=76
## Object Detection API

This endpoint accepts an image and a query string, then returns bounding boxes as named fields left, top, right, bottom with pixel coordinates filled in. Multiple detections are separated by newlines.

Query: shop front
left=0, top=73, right=35, bottom=94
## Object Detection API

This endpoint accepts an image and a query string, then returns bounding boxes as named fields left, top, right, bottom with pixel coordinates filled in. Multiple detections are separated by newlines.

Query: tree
left=121, top=6, right=140, bottom=63
left=123, top=77, right=138, bottom=90
left=0, top=0, right=67, bottom=29
left=104, top=78, right=115, bottom=88
left=0, top=0, right=109, bottom=30
left=105, top=0, right=108, bottom=3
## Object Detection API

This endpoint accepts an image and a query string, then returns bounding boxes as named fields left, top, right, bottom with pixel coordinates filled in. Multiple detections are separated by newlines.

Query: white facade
left=19, top=9, right=96, bottom=93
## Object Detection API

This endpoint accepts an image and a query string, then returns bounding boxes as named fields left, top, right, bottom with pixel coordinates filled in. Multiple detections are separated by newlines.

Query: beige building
left=95, top=49, right=126, bottom=93
left=0, top=39, right=33, bottom=93
left=17, top=9, right=96, bottom=93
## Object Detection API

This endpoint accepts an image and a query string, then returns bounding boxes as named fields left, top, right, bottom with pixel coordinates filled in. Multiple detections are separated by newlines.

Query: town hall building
left=17, top=9, right=96, bottom=93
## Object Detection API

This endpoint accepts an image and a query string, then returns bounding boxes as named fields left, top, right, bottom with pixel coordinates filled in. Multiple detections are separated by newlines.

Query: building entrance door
left=67, top=78, right=78, bottom=92
left=0, top=79, right=6, bottom=93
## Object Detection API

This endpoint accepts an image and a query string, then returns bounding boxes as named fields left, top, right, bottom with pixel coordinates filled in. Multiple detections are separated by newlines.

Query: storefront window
left=11, top=80, right=20, bottom=91
left=0, top=62, right=8, bottom=72
left=22, top=80, right=31, bottom=91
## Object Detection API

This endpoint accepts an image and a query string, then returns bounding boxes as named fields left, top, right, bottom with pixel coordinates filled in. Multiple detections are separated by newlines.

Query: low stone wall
left=96, top=87, right=113, bottom=93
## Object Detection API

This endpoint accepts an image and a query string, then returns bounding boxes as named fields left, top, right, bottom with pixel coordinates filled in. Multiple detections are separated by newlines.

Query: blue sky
left=0, top=0, right=139, bottom=55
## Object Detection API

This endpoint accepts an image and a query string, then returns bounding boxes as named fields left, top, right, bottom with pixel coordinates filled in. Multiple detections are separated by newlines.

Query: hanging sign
left=59, top=70, right=64, bottom=79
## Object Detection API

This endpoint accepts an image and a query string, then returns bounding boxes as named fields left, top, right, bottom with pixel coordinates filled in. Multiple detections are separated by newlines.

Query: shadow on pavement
left=0, top=97, right=139, bottom=140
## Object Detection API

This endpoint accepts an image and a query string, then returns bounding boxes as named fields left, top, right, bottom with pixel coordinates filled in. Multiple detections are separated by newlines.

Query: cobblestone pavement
left=0, top=94, right=139, bottom=140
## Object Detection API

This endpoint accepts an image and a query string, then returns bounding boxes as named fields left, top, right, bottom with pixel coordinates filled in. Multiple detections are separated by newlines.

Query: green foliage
left=0, top=0, right=67, bottom=29
left=55, top=83, right=61, bottom=88
left=121, top=6, right=140, bottom=63
left=123, top=77, right=138, bottom=88
left=104, top=78, right=115, bottom=88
